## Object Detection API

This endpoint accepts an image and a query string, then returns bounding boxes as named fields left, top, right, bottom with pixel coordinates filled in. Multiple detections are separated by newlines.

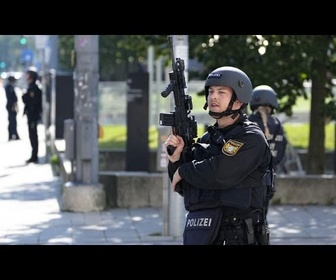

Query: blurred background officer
left=248, top=85, right=288, bottom=173
left=4, top=75, right=20, bottom=141
left=165, top=66, right=272, bottom=245
left=248, top=85, right=288, bottom=214
left=22, top=67, right=42, bottom=164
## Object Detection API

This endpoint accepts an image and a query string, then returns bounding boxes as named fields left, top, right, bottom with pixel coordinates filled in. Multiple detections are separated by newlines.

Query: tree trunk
left=307, top=59, right=327, bottom=174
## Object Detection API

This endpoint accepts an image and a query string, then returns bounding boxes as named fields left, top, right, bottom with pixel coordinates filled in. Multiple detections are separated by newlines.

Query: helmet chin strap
left=205, top=95, right=241, bottom=120
left=209, top=108, right=240, bottom=119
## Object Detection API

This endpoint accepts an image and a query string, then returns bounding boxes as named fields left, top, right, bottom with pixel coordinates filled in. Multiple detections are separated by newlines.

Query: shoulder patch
left=222, top=139, right=244, bottom=156
left=29, top=91, right=35, bottom=98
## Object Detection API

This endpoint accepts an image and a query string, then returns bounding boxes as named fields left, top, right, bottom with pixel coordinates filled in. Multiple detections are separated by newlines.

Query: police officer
left=164, top=66, right=273, bottom=245
left=22, top=67, right=42, bottom=164
left=4, top=75, right=20, bottom=141
left=248, top=85, right=288, bottom=214
left=248, top=85, right=288, bottom=172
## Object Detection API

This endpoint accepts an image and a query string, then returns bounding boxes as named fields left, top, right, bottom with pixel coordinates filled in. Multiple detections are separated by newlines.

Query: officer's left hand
left=172, top=168, right=182, bottom=192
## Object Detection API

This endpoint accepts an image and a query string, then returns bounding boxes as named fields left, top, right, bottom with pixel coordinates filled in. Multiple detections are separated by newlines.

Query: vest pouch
left=183, top=207, right=223, bottom=245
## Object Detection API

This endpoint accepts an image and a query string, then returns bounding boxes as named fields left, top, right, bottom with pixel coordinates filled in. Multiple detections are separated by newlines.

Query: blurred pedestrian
left=22, top=67, right=42, bottom=164
left=4, top=75, right=20, bottom=141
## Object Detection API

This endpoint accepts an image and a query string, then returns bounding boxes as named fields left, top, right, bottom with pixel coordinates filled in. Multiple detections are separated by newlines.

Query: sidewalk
left=0, top=135, right=180, bottom=245
left=1, top=133, right=336, bottom=245
left=1, top=88, right=336, bottom=245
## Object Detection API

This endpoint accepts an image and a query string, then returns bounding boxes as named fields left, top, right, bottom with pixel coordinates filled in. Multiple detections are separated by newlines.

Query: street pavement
left=1, top=84, right=336, bottom=246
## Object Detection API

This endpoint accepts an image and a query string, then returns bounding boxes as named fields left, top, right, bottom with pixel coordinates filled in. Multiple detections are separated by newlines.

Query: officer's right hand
left=164, top=134, right=184, bottom=163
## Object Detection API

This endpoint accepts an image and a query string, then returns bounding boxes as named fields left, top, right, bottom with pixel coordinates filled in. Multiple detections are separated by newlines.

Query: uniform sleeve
left=167, top=160, right=181, bottom=181
left=178, top=131, right=271, bottom=190
left=21, top=85, right=42, bottom=119
left=272, top=120, right=288, bottom=165
left=12, top=87, right=18, bottom=103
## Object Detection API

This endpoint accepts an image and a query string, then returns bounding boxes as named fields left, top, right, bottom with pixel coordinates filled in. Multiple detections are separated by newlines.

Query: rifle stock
left=159, top=35, right=198, bottom=194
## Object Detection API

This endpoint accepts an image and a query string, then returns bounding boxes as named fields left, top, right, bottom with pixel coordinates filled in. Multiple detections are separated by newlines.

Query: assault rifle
left=159, top=35, right=198, bottom=194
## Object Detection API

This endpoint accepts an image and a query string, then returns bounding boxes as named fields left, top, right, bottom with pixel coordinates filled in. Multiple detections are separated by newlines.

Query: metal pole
left=47, top=35, right=59, bottom=70
left=147, top=45, right=154, bottom=127
left=334, top=122, right=336, bottom=174
left=159, top=127, right=187, bottom=237
left=49, top=69, right=56, bottom=154
left=35, top=35, right=49, bottom=162
left=41, top=48, right=49, bottom=162
left=166, top=35, right=189, bottom=238
left=162, top=172, right=169, bottom=235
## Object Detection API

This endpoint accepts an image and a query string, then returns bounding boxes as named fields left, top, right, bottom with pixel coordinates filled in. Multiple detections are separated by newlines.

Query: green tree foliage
left=99, top=35, right=147, bottom=80
left=58, top=35, right=74, bottom=72
left=187, top=35, right=336, bottom=174
left=58, top=35, right=336, bottom=174
left=59, top=35, right=168, bottom=80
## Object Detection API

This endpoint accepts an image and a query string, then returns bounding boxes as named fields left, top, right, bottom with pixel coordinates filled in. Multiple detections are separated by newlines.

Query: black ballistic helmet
left=250, top=85, right=279, bottom=111
left=26, top=66, right=39, bottom=82
left=7, top=75, right=16, bottom=82
left=204, top=66, right=253, bottom=104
